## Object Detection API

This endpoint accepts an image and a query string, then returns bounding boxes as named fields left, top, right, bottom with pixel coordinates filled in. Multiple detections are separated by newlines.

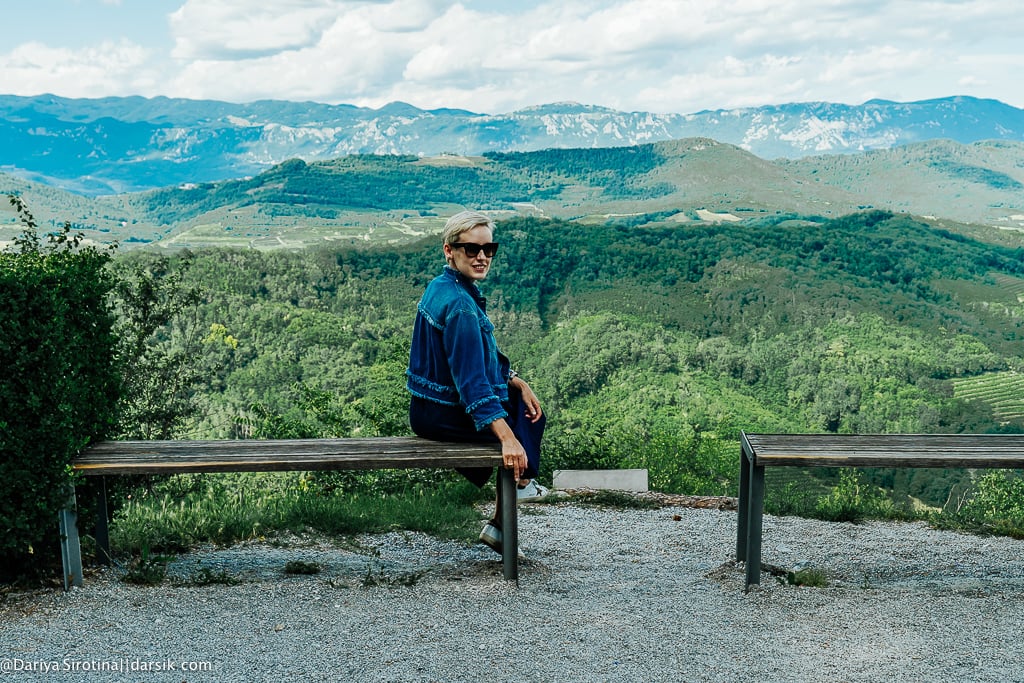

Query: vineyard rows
left=992, top=273, right=1024, bottom=302
left=952, top=370, right=1024, bottom=422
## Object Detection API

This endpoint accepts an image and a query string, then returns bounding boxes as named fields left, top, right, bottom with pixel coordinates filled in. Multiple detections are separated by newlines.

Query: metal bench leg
left=95, top=476, right=111, bottom=565
left=744, top=463, right=766, bottom=591
left=59, top=483, right=84, bottom=590
left=498, top=467, right=519, bottom=583
left=736, top=443, right=750, bottom=561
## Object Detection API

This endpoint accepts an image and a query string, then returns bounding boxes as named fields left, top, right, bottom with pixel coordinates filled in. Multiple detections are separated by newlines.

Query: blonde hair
left=442, top=210, right=494, bottom=245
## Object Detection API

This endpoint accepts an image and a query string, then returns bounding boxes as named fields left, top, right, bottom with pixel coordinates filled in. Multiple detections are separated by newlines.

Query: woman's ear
left=442, top=243, right=453, bottom=264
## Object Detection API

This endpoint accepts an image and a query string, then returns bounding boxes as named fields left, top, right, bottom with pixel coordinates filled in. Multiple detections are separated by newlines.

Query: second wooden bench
left=737, top=432, right=1024, bottom=590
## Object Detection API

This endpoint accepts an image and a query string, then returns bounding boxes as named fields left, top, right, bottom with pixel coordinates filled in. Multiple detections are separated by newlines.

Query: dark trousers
left=409, top=387, right=545, bottom=487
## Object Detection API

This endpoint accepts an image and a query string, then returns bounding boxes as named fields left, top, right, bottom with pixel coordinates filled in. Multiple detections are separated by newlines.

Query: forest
left=115, top=210, right=1024, bottom=512
left=132, top=145, right=689, bottom=226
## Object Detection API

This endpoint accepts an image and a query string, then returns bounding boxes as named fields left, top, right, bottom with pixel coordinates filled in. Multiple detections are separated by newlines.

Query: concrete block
left=552, top=469, right=649, bottom=492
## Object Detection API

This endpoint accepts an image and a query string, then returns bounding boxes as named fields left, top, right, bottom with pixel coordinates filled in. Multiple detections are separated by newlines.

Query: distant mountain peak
left=0, top=93, right=1020, bottom=195
left=376, top=101, right=428, bottom=117
left=514, top=101, right=619, bottom=114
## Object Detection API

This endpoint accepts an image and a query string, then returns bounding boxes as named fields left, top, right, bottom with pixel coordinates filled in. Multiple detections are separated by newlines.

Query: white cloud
left=2, top=0, right=1021, bottom=112
left=170, top=0, right=347, bottom=59
left=0, top=40, right=156, bottom=98
left=168, top=0, right=450, bottom=60
left=168, top=2, right=422, bottom=102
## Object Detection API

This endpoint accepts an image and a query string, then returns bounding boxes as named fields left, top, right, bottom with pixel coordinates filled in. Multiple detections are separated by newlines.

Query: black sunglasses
left=451, top=242, right=500, bottom=258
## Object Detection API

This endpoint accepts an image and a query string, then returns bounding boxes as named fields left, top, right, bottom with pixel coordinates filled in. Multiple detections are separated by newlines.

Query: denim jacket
left=406, top=266, right=511, bottom=431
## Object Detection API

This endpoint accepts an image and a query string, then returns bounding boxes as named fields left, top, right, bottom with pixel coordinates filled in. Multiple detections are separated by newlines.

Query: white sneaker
left=516, top=480, right=551, bottom=502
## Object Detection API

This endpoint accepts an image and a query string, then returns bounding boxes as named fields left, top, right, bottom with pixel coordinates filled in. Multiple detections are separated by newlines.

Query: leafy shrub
left=0, top=196, right=120, bottom=579
left=813, top=469, right=894, bottom=523
left=542, top=421, right=733, bottom=496
left=951, top=471, right=1024, bottom=538
left=108, top=252, right=204, bottom=439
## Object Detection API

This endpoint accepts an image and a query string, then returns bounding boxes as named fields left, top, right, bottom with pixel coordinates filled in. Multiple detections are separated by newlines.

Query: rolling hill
left=4, top=137, right=1023, bottom=251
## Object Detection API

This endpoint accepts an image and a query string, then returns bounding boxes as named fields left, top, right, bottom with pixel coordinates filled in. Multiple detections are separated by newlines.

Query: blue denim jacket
left=406, top=266, right=511, bottom=431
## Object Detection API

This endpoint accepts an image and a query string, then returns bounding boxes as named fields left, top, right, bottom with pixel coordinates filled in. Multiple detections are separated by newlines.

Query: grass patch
left=109, top=472, right=490, bottom=556
left=766, top=467, right=1024, bottom=544
left=781, top=567, right=829, bottom=588
left=766, top=468, right=915, bottom=524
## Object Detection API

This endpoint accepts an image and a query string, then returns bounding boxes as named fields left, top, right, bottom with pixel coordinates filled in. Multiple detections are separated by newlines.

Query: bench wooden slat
left=73, top=437, right=502, bottom=475
left=743, top=433, right=1024, bottom=468
left=73, top=438, right=503, bottom=475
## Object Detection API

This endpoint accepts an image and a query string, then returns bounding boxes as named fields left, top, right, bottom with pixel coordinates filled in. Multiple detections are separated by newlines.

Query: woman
left=406, top=210, right=548, bottom=554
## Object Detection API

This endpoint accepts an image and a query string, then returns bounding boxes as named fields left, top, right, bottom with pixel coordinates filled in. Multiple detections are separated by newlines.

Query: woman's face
left=444, top=224, right=495, bottom=282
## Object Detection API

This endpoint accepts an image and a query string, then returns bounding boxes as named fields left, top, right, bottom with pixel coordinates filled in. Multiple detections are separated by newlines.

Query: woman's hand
left=501, top=438, right=528, bottom=481
left=489, top=417, right=528, bottom=480
left=512, top=377, right=543, bottom=423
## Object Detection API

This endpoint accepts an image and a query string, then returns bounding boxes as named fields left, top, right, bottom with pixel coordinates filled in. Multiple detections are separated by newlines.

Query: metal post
left=736, top=443, right=750, bottom=561
left=744, top=462, right=766, bottom=590
left=59, top=483, right=84, bottom=590
left=498, top=467, right=519, bottom=583
left=95, top=476, right=111, bottom=565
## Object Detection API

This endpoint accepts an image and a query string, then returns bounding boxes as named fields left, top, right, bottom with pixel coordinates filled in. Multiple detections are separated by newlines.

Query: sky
left=1, top=0, right=1021, bottom=115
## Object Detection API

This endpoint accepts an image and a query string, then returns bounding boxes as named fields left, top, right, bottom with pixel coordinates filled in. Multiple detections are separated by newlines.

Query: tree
left=0, top=196, right=120, bottom=578
left=108, top=253, right=205, bottom=439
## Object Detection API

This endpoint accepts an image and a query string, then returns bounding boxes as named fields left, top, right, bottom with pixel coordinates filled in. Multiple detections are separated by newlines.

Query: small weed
left=188, top=567, right=240, bottom=586
left=779, top=567, right=829, bottom=588
left=361, top=565, right=422, bottom=588
left=284, top=560, right=322, bottom=575
left=122, top=542, right=171, bottom=586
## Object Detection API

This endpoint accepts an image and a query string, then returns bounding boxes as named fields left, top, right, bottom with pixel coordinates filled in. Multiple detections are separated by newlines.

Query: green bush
left=541, top=420, right=734, bottom=496
left=813, top=469, right=894, bottom=523
left=951, top=471, right=1024, bottom=538
left=0, top=197, right=120, bottom=579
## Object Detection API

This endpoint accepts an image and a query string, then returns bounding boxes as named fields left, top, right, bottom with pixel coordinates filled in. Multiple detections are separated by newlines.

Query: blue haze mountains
left=2, top=94, right=1022, bottom=196
left=1, top=94, right=1023, bottom=250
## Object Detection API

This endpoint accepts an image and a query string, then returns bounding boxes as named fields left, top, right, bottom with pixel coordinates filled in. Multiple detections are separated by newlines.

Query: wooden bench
left=737, top=432, right=1024, bottom=590
left=60, top=437, right=518, bottom=590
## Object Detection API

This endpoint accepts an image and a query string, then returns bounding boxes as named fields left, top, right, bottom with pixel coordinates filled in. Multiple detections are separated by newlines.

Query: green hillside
left=8, top=140, right=1024, bottom=565
left=5, top=137, right=1023, bottom=252
left=105, top=210, right=1024, bottom=511
left=782, top=139, right=1024, bottom=228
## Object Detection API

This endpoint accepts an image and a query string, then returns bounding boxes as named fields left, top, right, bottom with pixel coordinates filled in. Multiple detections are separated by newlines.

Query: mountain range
left=3, top=135, right=1022, bottom=252
left=2, top=94, right=1022, bottom=196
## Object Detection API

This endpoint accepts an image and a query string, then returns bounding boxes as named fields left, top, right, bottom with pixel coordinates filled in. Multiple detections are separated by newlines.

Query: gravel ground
left=3, top=501, right=1024, bottom=683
